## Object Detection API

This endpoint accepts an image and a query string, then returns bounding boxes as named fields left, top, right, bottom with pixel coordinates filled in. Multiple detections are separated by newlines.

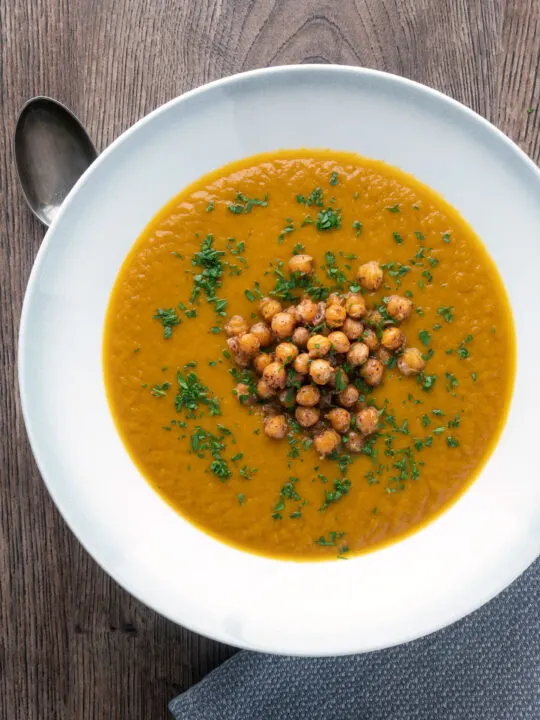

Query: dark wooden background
left=1, top=1, right=538, bottom=717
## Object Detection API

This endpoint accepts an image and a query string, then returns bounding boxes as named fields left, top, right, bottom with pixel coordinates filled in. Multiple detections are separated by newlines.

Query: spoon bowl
left=14, top=96, right=97, bottom=226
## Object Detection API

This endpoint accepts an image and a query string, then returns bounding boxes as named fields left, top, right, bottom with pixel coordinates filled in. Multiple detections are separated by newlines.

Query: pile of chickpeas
left=225, top=254, right=426, bottom=457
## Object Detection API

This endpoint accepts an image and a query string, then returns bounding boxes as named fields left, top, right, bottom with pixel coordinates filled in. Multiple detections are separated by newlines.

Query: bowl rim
left=18, top=64, right=540, bottom=653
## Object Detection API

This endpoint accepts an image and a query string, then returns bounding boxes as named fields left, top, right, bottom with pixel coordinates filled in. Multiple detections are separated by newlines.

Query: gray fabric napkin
left=169, top=558, right=540, bottom=719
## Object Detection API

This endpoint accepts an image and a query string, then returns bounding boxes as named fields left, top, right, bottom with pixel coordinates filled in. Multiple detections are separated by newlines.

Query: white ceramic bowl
left=19, top=66, right=540, bottom=655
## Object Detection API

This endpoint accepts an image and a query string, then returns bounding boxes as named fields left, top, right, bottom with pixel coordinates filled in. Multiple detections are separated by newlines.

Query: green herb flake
left=228, top=192, right=268, bottom=215
left=150, top=382, right=171, bottom=398
left=386, top=204, right=400, bottom=213
left=153, top=308, right=181, bottom=339
left=206, top=201, right=215, bottom=212
left=418, top=330, right=431, bottom=347
left=316, top=207, right=342, bottom=232
left=437, top=305, right=454, bottom=323
left=352, top=220, right=363, bottom=237
left=329, top=171, right=339, bottom=186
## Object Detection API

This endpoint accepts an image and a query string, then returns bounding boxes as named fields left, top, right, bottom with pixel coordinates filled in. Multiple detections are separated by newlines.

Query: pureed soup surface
left=104, top=149, right=515, bottom=560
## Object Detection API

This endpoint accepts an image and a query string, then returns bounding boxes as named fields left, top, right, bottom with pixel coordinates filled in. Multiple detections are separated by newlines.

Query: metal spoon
left=14, top=96, right=98, bottom=227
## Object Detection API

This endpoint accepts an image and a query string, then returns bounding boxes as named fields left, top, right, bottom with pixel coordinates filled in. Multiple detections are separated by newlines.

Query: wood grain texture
left=0, top=0, right=538, bottom=717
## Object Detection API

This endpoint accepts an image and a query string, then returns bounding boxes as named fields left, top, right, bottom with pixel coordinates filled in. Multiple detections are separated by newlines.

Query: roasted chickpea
left=253, top=353, right=272, bottom=374
left=398, top=347, right=426, bottom=376
left=288, top=254, right=314, bottom=275
left=285, top=305, right=300, bottom=322
left=356, top=406, right=380, bottom=435
left=347, top=342, right=369, bottom=367
left=292, top=326, right=310, bottom=347
left=359, top=357, right=385, bottom=386
left=338, top=384, right=360, bottom=408
left=326, top=408, right=351, bottom=433
left=226, top=337, right=249, bottom=368
left=234, top=383, right=253, bottom=405
left=386, top=295, right=413, bottom=322
left=262, top=361, right=287, bottom=390
left=271, top=311, right=297, bottom=339
left=381, top=326, right=406, bottom=351
left=327, top=292, right=344, bottom=306
left=356, top=260, right=383, bottom=291
left=375, top=347, right=392, bottom=365
left=342, top=317, right=364, bottom=340
left=275, top=342, right=299, bottom=365
left=279, top=388, right=297, bottom=409
left=238, top=332, right=261, bottom=357
left=347, top=431, right=365, bottom=453
left=264, top=414, right=288, bottom=439
left=250, top=321, right=273, bottom=347
left=256, top=378, right=275, bottom=399
left=314, top=429, right=341, bottom=457
left=328, top=331, right=350, bottom=354
left=365, top=309, right=384, bottom=329
left=307, top=334, right=332, bottom=358
left=293, top=353, right=310, bottom=375
left=295, top=406, right=320, bottom=428
left=325, top=303, right=347, bottom=328
left=309, top=359, right=333, bottom=385
left=312, top=301, right=326, bottom=326
left=225, top=314, right=249, bottom=337
left=362, top=328, right=379, bottom=352
left=345, top=293, right=367, bottom=319
left=259, top=297, right=282, bottom=323
left=296, top=385, right=321, bottom=407
left=295, top=297, right=319, bottom=325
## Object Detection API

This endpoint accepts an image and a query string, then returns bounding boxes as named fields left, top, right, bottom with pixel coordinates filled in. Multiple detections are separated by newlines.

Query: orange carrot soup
left=103, top=149, right=515, bottom=560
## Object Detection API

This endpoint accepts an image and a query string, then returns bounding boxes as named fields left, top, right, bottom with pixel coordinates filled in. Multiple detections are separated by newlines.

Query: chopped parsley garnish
left=278, top=219, right=295, bottom=244
left=228, top=192, right=268, bottom=214
left=153, top=308, right=180, bottom=338
left=437, top=305, right=454, bottom=323
left=175, top=371, right=221, bottom=417
left=150, top=382, right=171, bottom=398
left=417, top=372, right=437, bottom=392
left=190, top=426, right=231, bottom=480
left=319, top=478, right=351, bottom=510
left=189, top=235, right=227, bottom=318
left=296, top=187, right=324, bottom=207
left=316, top=207, right=342, bottom=231
left=418, top=330, right=431, bottom=346
left=442, top=232, right=451, bottom=243
left=381, top=261, right=411, bottom=287
left=272, top=477, right=301, bottom=520
left=352, top=220, right=363, bottom=236
left=329, top=171, right=339, bottom=186
left=314, top=531, right=345, bottom=547
left=447, top=436, right=460, bottom=448
left=393, top=231, right=404, bottom=245
left=445, top=372, right=459, bottom=393
left=386, top=204, right=400, bottom=213
left=206, top=201, right=215, bottom=212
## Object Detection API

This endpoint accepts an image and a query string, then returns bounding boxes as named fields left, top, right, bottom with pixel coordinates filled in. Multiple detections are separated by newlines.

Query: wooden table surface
left=1, top=1, right=539, bottom=717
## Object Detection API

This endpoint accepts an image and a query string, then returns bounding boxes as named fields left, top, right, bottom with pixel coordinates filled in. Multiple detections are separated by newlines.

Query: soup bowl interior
left=19, top=66, right=540, bottom=655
